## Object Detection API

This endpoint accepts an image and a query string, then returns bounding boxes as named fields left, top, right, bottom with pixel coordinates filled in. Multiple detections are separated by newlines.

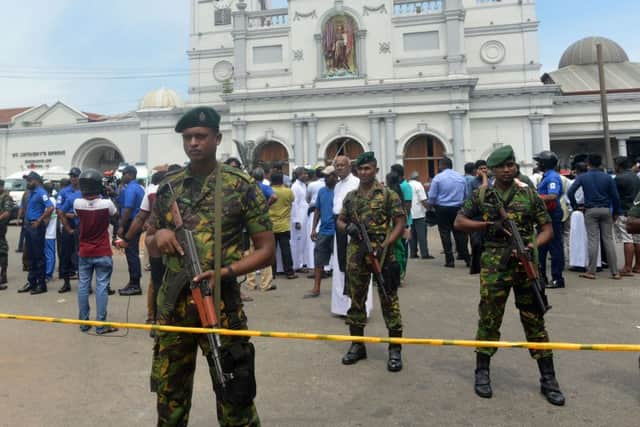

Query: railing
left=247, top=8, right=289, bottom=29
left=476, top=0, right=502, bottom=4
left=393, top=0, right=443, bottom=16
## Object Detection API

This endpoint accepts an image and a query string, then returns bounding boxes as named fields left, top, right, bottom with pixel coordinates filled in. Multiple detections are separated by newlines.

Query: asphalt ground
left=0, top=225, right=639, bottom=426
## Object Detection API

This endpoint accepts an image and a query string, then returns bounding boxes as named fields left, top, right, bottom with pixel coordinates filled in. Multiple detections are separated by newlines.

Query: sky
left=0, top=0, right=637, bottom=115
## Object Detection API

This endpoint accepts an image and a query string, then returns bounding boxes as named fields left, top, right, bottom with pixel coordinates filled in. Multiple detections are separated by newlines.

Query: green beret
left=355, top=151, right=377, bottom=167
left=175, top=107, right=221, bottom=133
left=486, top=145, right=516, bottom=168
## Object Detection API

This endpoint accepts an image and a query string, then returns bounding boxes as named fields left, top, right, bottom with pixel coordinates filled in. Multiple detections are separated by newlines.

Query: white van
left=3, top=166, right=70, bottom=219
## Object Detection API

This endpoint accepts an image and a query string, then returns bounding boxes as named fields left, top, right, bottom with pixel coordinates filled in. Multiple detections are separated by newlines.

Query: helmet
left=533, top=150, right=559, bottom=170
left=79, top=168, right=104, bottom=195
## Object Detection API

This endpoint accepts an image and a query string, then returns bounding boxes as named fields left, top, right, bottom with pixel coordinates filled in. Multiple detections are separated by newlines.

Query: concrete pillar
left=617, top=138, right=628, bottom=157
left=449, top=110, right=466, bottom=172
left=232, top=2, right=248, bottom=90
left=444, top=0, right=466, bottom=75
left=384, top=114, right=397, bottom=174
left=314, top=34, right=323, bottom=78
left=369, top=115, right=381, bottom=178
left=307, top=118, right=318, bottom=166
left=293, top=120, right=304, bottom=166
left=356, top=30, right=367, bottom=77
left=529, top=114, right=544, bottom=156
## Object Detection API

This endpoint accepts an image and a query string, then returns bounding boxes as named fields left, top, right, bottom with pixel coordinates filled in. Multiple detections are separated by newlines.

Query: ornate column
left=617, top=138, right=628, bottom=157
left=449, top=110, right=466, bottom=172
left=292, top=119, right=304, bottom=166
left=232, top=2, right=248, bottom=90
left=356, top=30, right=367, bottom=77
left=444, top=0, right=466, bottom=75
left=529, top=114, right=544, bottom=156
left=384, top=114, right=397, bottom=174
left=307, top=117, right=318, bottom=166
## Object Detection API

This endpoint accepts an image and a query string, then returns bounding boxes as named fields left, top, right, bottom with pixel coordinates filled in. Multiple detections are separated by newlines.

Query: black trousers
left=335, top=228, right=348, bottom=273
left=274, top=231, right=294, bottom=274
left=410, top=217, right=429, bottom=258
left=435, top=205, right=469, bottom=265
left=59, top=226, right=77, bottom=279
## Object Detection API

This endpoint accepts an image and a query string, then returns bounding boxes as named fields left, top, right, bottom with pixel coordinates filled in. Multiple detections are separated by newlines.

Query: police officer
left=454, top=145, right=565, bottom=406
left=0, top=179, right=13, bottom=288
left=336, top=152, right=406, bottom=372
left=533, top=150, right=566, bottom=288
left=57, top=167, right=82, bottom=293
left=148, top=106, right=275, bottom=426
left=18, top=171, right=54, bottom=295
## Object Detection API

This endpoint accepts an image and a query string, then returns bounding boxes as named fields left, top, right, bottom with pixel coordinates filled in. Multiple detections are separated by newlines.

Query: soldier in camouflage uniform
left=0, top=179, right=13, bottom=288
left=454, top=145, right=565, bottom=406
left=336, top=152, right=407, bottom=372
left=148, top=107, right=275, bottom=426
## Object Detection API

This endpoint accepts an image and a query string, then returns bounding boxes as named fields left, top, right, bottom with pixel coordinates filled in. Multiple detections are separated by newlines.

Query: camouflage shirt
left=460, top=181, right=550, bottom=247
left=152, top=163, right=272, bottom=283
left=628, top=192, right=640, bottom=218
left=340, top=181, right=405, bottom=239
left=0, top=192, right=13, bottom=225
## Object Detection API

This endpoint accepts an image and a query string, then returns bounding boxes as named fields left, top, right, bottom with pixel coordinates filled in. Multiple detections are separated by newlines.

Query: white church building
left=1, top=0, right=639, bottom=180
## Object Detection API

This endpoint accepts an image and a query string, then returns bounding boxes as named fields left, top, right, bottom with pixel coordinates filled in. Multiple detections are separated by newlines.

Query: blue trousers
left=25, top=222, right=46, bottom=286
left=539, top=220, right=565, bottom=283
left=124, top=228, right=142, bottom=285
left=45, top=238, right=56, bottom=279
left=59, top=227, right=77, bottom=279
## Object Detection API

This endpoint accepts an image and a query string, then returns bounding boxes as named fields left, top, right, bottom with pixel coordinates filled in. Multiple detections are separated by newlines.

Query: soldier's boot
left=387, top=330, right=403, bottom=372
left=474, top=353, right=493, bottom=398
left=537, top=357, right=565, bottom=406
left=342, top=326, right=367, bottom=365
left=58, top=279, right=71, bottom=294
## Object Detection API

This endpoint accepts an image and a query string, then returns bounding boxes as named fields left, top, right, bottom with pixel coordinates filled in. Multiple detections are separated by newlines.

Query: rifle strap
left=379, top=188, right=393, bottom=268
left=213, top=164, right=223, bottom=322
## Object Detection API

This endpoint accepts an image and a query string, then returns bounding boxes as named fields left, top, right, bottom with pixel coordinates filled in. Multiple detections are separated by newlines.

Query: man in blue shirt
left=567, top=153, right=621, bottom=280
left=116, top=165, right=146, bottom=295
left=305, top=166, right=338, bottom=298
left=534, top=151, right=566, bottom=288
left=18, top=171, right=54, bottom=295
left=428, top=157, right=469, bottom=268
left=57, top=167, right=82, bottom=293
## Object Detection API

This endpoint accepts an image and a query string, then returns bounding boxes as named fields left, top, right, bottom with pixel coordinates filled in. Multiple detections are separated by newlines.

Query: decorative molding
left=187, top=47, right=234, bottom=60
left=379, top=42, right=391, bottom=54
left=471, top=85, right=561, bottom=99
left=246, top=26, right=289, bottom=40
left=465, top=21, right=539, bottom=37
left=4, top=118, right=141, bottom=137
left=363, top=4, right=388, bottom=15
left=467, top=63, right=541, bottom=74
left=552, top=91, right=640, bottom=105
left=292, top=49, right=304, bottom=61
left=293, top=10, right=317, bottom=21
left=479, top=40, right=506, bottom=65
left=245, top=69, right=292, bottom=78
left=394, top=56, right=447, bottom=67
left=392, top=14, right=445, bottom=27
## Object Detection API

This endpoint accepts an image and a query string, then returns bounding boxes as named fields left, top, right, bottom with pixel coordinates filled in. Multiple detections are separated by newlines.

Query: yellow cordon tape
left=1, top=313, right=639, bottom=352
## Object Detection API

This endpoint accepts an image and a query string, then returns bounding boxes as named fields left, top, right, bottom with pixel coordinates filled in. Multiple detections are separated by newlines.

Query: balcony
left=393, top=0, right=443, bottom=16
left=247, top=8, right=289, bottom=29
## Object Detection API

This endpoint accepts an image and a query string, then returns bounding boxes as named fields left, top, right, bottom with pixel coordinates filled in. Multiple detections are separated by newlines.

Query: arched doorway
left=325, top=137, right=364, bottom=162
left=73, top=139, right=124, bottom=173
left=403, top=134, right=446, bottom=181
left=254, top=140, right=290, bottom=175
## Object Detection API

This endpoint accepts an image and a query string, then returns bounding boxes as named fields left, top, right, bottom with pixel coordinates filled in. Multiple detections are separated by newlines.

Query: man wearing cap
left=0, top=179, right=13, bottom=288
left=454, top=145, right=565, bottom=406
left=18, top=172, right=54, bottom=295
left=305, top=165, right=338, bottom=298
left=57, top=167, right=82, bottom=293
left=337, top=152, right=406, bottom=372
left=116, top=165, right=146, bottom=296
left=148, top=106, right=274, bottom=426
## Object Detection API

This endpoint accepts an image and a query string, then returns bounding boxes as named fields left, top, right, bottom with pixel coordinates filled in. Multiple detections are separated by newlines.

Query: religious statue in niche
left=322, top=15, right=357, bottom=78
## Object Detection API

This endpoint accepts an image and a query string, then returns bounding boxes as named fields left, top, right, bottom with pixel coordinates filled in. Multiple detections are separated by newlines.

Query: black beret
left=175, top=106, right=221, bottom=133
left=487, top=145, right=516, bottom=168
left=355, top=151, right=377, bottom=167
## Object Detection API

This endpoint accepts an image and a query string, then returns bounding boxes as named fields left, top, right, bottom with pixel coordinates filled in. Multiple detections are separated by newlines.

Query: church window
left=214, top=8, right=232, bottom=26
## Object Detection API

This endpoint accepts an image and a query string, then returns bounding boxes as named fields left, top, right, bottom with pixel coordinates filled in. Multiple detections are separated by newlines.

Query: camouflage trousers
left=476, top=247, right=551, bottom=359
left=151, top=289, right=260, bottom=427
left=345, top=243, right=402, bottom=333
left=0, top=227, right=7, bottom=269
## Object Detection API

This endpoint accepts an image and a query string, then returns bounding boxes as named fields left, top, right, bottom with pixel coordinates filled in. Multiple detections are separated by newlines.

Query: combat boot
left=58, top=279, right=71, bottom=294
left=537, top=357, right=565, bottom=406
left=0, top=266, right=7, bottom=285
left=342, top=326, right=367, bottom=365
left=474, top=353, right=492, bottom=398
left=387, top=330, right=403, bottom=372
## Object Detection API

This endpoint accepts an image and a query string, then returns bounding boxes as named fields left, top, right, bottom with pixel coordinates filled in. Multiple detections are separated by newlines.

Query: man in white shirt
left=305, top=166, right=326, bottom=271
left=291, top=166, right=310, bottom=272
left=408, top=172, right=433, bottom=259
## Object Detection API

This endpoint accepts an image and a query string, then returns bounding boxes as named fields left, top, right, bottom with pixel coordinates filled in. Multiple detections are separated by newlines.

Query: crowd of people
left=2, top=104, right=640, bottom=424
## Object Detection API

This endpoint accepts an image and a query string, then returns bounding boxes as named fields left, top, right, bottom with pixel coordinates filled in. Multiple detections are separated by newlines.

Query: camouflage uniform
left=0, top=190, right=12, bottom=272
left=460, top=183, right=553, bottom=359
left=341, top=181, right=405, bottom=333
left=150, top=164, right=271, bottom=427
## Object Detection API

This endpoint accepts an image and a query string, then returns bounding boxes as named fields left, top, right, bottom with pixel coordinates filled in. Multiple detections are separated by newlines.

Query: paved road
left=0, top=226, right=639, bottom=426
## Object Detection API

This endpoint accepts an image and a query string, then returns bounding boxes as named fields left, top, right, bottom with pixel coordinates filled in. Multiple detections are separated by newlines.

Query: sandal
left=619, top=271, right=634, bottom=277
left=96, top=326, right=119, bottom=335
left=579, top=273, right=596, bottom=280
left=303, top=291, right=320, bottom=299
left=610, top=274, right=622, bottom=280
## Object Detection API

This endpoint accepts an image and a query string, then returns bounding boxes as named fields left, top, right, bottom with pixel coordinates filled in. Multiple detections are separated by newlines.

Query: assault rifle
left=168, top=185, right=232, bottom=395
left=353, top=212, right=389, bottom=301
left=498, top=206, right=551, bottom=315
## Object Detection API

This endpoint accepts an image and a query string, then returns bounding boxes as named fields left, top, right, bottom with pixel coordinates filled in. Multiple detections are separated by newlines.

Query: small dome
left=139, top=87, right=185, bottom=110
left=559, top=36, right=629, bottom=69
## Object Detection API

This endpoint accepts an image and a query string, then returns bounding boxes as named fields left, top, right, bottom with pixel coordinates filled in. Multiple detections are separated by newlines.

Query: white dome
left=559, top=37, right=629, bottom=69
left=139, top=87, right=185, bottom=110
